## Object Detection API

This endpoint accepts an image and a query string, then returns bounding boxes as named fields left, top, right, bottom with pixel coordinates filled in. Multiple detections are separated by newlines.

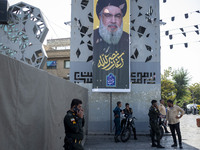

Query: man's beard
left=99, top=18, right=123, bottom=45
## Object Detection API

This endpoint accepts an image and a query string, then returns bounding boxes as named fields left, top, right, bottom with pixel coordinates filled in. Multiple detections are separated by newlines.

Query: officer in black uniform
left=63, top=99, right=85, bottom=150
left=148, top=100, right=165, bottom=148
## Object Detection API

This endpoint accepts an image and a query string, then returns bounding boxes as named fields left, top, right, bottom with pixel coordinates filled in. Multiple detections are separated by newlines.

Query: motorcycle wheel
left=159, top=126, right=164, bottom=140
left=121, top=127, right=131, bottom=142
left=153, top=126, right=164, bottom=142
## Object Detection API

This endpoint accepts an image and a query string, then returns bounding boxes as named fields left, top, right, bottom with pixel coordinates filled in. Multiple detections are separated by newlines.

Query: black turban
left=96, top=0, right=127, bottom=18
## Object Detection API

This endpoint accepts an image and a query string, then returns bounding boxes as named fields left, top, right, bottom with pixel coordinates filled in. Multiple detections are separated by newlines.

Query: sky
left=8, top=0, right=72, bottom=40
left=8, top=0, right=200, bottom=85
left=160, top=0, right=200, bottom=85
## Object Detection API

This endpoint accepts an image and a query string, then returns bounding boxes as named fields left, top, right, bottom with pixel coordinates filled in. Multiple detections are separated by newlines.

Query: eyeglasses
left=102, top=13, right=122, bottom=20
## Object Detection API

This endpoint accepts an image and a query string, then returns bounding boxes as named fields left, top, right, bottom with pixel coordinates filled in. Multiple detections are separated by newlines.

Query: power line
left=161, top=29, right=200, bottom=38
left=161, top=24, right=200, bottom=33
left=43, top=13, right=71, bottom=39
left=160, top=10, right=200, bottom=21
left=43, top=13, right=60, bottom=38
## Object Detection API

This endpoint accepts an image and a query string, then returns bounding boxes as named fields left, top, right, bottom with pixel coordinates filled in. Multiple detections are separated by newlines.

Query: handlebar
left=124, top=114, right=137, bottom=120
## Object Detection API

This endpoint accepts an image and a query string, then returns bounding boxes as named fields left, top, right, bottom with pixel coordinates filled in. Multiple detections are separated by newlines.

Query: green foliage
left=161, top=67, right=172, bottom=80
left=172, top=68, right=190, bottom=100
left=174, top=89, right=191, bottom=107
left=161, top=79, right=177, bottom=101
left=161, top=67, right=192, bottom=107
left=188, top=83, right=200, bottom=104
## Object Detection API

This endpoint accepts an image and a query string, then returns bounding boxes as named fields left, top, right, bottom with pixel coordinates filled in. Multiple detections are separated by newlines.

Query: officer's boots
left=151, top=134, right=157, bottom=147
left=151, top=137, right=157, bottom=147
left=157, top=141, right=165, bottom=148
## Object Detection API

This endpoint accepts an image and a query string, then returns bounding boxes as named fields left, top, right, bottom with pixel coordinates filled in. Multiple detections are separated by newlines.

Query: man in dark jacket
left=121, top=103, right=137, bottom=140
left=63, top=99, right=85, bottom=150
left=148, top=100, right=165, bottom=148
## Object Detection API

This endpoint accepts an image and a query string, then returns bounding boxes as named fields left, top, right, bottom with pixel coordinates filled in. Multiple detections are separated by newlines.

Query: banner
left=92, top=0, right=130, bottom=92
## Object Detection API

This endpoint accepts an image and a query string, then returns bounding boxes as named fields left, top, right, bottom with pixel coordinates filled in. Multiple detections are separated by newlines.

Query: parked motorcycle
left=120, top=114, right=137, bottom=142
left=150, top=116, right=165, bottom=141
left=158, top=116, right=165, bottom=139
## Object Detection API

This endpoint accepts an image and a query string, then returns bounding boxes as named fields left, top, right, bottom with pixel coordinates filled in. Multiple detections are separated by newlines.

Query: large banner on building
left=92, top=0, right=130, bottom=92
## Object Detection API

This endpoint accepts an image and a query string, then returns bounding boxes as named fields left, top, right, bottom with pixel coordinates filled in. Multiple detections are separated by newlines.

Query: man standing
left=121, top=103, right=137, bottom=140
left=93, top=0, right=129, bottom=89
left=113, top=101, right=123, bottom=142
left=166, top=100, right=184, bottom=149
left=63, top=99, right=85, bottom=150
left=123, top=103, right=133, bottom=115
left=158, top=99, right=170, bottom=133
left=148, top=100, right=165, bottom=148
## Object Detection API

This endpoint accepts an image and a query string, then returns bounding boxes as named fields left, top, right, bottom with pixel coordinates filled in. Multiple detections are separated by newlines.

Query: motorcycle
left=120, top=114, right=137, bottom=142
left=159, top=116, right=167, bottom=138
left=150, top=116, right=165, bottom=141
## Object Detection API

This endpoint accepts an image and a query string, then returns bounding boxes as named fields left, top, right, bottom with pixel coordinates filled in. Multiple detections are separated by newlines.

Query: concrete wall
left=80, top=84, right=160, bottom=134
left=0, top=54, right=88, bottom=150
left=70, top=0, right=161, bottom=134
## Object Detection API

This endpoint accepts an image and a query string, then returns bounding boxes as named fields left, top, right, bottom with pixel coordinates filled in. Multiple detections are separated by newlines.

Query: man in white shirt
left=166, top=99, right=185, bottom=149
left=158, top=99, right=170, bottom=133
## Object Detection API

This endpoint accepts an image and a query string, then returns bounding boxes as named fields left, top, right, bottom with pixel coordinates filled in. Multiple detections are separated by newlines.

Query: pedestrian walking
left=166, top=99, right=185, bottom=149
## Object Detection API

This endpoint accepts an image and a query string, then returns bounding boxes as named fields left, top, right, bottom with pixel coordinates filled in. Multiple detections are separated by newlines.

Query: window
left=64, top=60, right=70, bottom=69
left=47, top=61, right=57, bottom=69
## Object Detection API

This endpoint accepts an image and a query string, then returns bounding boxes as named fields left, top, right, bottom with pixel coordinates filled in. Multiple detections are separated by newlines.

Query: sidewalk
left=84, top=114, right=200, bottom=150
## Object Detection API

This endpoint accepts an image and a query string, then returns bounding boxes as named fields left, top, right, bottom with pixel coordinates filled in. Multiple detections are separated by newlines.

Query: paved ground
left=84, top=114, right=200, bottom=150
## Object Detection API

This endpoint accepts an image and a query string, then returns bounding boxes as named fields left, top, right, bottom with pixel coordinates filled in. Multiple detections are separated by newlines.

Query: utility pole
left=110, top=92, right=112, bottom=133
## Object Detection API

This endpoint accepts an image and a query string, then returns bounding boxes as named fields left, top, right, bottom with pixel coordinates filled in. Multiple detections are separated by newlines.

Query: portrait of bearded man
left=93, top=0, right=130, bottom=90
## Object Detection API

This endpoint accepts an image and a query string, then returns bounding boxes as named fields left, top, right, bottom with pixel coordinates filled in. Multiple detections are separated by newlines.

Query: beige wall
left=43, top=50, right=70, bottom=79
left=43, top=38, right=71, bottom=80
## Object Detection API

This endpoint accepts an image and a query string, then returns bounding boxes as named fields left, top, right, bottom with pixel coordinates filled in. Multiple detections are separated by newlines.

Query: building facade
left=43, top=38, right=70, bottom=80
left=70, top=0, right=161, bottom=133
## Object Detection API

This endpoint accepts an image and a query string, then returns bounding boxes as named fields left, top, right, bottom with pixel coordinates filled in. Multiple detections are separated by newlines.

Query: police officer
left=113, top=101, right=123, bottom=142
left=63, top=99, right=85, bottom=150
left=148, top=100, right=165, bottom=148
left=122, top=103, right=137, bottom=140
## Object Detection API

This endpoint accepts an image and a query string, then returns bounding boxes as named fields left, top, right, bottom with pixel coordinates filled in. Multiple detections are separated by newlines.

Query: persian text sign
left=92, top=0, right=130, bottom=92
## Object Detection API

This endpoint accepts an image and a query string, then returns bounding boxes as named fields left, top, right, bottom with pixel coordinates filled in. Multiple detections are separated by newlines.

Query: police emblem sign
left=92, top=0, right=130, bottom=92
left=106, top=73, right=116, bottom=87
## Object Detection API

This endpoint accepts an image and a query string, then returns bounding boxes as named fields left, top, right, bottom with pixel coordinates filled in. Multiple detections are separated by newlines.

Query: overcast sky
left=8, top=0, right=200, bottom=85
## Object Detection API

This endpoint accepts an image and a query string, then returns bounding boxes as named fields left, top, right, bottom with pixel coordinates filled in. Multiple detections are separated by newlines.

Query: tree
left=172, top=68, right=190, bottom=100
left=189, top=83, right=200, bottom=104
left=161, top=79, right=177, bottom=101
left=161, top=67, right=172, bottom=80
